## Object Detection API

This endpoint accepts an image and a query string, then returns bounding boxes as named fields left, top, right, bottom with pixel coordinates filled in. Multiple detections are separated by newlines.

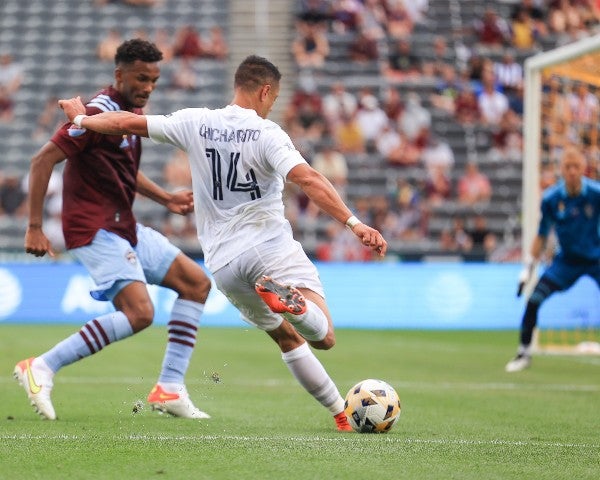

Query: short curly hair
left=115, top=38, right=163, bottom=65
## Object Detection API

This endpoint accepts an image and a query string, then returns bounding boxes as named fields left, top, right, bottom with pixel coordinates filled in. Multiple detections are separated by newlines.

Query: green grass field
left=1, top=325, right=598, bottom=480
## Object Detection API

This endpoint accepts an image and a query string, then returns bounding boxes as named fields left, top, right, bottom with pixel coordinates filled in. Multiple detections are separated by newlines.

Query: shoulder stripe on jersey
left=87, top=94, right=120, bottom=112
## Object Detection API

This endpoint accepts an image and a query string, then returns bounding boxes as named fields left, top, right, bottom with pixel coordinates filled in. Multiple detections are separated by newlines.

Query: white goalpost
left=522, top=34, right=600, bottom=355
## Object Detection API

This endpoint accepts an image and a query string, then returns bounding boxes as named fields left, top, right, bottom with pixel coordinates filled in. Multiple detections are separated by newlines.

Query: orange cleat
left=147, top=383, right=210, bottom=419
left=255, top=275, right=307, bottom=315
left=334, top=411, right=353, bottom=432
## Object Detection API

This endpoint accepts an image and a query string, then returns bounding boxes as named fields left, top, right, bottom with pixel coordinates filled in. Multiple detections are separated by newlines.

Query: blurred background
left=0, top=0, right=598, bottom=330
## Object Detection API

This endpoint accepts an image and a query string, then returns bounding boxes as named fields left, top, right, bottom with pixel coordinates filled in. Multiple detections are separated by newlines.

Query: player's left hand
left=350, top=223, right=387, bottom=257
left=167, top=189, right=194, bottom=215
left=58, top=96, right=86, bottom=123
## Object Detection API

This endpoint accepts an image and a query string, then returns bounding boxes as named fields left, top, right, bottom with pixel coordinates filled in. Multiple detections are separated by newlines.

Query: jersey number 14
left=206, top=148, right=262, bottom=201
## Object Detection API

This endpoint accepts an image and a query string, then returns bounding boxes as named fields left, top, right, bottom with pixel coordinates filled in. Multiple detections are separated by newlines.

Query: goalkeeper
left=506, top=146, right=600, bottom=372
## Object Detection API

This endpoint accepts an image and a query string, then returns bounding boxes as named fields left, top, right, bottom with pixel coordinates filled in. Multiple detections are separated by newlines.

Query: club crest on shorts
left=125, top=250, right=137, bottom=265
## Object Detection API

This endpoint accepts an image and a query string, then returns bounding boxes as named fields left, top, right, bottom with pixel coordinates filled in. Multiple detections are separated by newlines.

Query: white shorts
left=69, top=224, right=181, bottom=301
left=212, top=232, right=325, bottom=331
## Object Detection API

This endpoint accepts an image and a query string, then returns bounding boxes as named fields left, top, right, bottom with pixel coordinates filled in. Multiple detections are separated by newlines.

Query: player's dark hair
left=234, top=55, right=281, bottom=91
left=115, top=38, right=163, bottom=66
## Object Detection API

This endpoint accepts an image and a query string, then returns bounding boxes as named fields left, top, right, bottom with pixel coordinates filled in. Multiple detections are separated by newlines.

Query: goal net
left=523, top=35, right=600, bottom=355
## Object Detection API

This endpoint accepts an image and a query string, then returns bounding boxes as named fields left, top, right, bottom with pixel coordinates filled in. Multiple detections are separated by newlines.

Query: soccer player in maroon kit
left=14, top=39, right=212, bottom=420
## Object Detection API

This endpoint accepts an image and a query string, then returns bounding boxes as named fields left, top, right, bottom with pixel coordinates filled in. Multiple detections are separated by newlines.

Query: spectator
left=421, top=133, right=455, bottom=177
left=284, top=74, right=327, bottom=154
left=310, top=140, right=349, bottom=198
left=170, top=58, right=199, bottom=91
left=153, top=28, right=174, bottom=63
left=348, top=28, right=379, bottom=63
left=457, top=161, right=492, bottom=205
left=381, top=86, right=404, bottom=123
left=382, top=37, right=422, bottom=83
left=467, top=214, right=495, bottom=253
left=567, top=82, right=599, bottom=147
left=477, top=68, right=510, bottom=127
left=493, top=50, right=523, bottom=101
left=297, top=0, right=332, bottom=22
left=423, top=164, right=452, bottom=206
left=377, top=121, right=420, bottom=167
left=454, top=83, right=481, bottom=125
left=0, top=170, right=27, bottom=217
left=472, top=7, right=510, bottom=50
left=511, top=0, right=548, bottom=36
left=203, top=26, right=228, bottom=60
left=487, top=109, right=523, bottom=163
left=322, top=82, right=358, bottom=131
left=450, top=216, right=474, bottom=252
left=358, top=0, right=388, bottom=40
left=430, top=63, right=463, bottom=114
left=510, top=7, right=540, bottom=51
left=330, top=0, right=363, bottom=33
left=333, top=110, right=365, bottom=154
left=402, top=0, right=429, bottom=24
left=173, top=24, right=204, bottom=59
left=398, top=92, right=431, bottom=147
left=389, top=177, right=428, bottom=241
left=421, top=36, right=453, bottom=78
left=548, top=0, right=584, bottom=34
left=96, top=28, right=123, bottom=62
left=355, top=93, right=390, bottom=151
left=0, top=53, right=23, bottom=95
left=291, top=18, right=330, bottom=69
left=384, top=0, right=415, bottom=38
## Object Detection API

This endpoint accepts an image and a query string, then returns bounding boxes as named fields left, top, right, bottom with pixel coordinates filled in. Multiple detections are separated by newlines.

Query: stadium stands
left=1, top=0, right=596, bottom=260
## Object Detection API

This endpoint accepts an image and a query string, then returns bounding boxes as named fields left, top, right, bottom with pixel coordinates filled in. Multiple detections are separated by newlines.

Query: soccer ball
left=344, top=379, right=401, bottom=433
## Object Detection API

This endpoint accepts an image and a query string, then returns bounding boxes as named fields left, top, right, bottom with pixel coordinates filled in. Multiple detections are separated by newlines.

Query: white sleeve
left=263, top=125, right=307, bottom=178
left=146, top=108, right=205, bottom=151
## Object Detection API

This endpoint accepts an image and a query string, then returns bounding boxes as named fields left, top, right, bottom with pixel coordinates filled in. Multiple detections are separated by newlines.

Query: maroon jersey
left=51, top=86, right=143, bottom=249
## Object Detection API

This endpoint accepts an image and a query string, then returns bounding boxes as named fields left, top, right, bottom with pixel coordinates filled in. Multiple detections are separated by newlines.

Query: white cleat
left=13, top=357, right=57, bottom=420
left=505, top=354, right=532, bottom=373
left=147, top=383, right=210, bottom=419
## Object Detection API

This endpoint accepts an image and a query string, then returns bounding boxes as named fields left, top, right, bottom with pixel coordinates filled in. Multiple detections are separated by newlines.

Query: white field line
left=1, top=434, right=598, bottom=450
left=3, top=376, right=599, bottom=392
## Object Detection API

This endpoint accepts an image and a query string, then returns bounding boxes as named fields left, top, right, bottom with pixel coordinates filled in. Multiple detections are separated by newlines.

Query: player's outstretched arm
left=287, top=163, right=387, bottom=256
left=58, top=96, right=149, bottom=137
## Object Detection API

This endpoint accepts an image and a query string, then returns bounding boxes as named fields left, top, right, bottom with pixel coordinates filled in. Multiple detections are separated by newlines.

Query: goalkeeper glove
left=517, top=255, right=536, bottom=297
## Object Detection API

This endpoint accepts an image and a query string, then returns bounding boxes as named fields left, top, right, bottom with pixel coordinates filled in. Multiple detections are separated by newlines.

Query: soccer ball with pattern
left=344, top=379, right=401, bottom=433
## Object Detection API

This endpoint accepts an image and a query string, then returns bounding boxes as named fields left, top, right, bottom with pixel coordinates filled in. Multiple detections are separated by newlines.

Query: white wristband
left=345, top=215, right=362, bottom=229
left=73, top=114, right=87, bottom=128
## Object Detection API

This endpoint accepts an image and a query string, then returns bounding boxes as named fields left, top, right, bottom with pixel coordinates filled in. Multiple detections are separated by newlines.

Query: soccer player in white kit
left=59, top=55, right=388, bottom=431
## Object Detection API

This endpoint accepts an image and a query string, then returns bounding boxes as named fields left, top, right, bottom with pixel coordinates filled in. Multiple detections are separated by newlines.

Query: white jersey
left=146, top=105, right=307, bottom=272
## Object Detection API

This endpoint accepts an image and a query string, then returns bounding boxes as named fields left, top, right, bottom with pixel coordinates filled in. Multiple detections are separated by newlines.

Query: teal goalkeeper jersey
left=539, top=176, right=600, bottom=262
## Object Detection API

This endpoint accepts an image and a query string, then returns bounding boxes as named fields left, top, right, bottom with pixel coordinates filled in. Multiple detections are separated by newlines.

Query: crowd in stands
left=282, top=0, right=600, bottom=262
left=2, top=0, right=600, bottom=263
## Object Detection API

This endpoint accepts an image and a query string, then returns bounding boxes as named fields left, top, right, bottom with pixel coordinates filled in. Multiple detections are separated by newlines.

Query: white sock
left=281, top=342, right=344, bottom=415
left=41, top=311, right=133, bottom=373
left=282, top=299, right=328, bottom=341
left=518, top=344, right=532, bottom=356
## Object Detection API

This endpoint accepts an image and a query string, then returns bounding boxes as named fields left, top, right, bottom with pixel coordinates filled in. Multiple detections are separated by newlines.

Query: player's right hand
left=58, top=96, right=86, bottom=123
left=24, top=226, right=55, bottom=258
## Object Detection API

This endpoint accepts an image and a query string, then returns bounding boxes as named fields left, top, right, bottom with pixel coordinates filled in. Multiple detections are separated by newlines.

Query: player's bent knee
left=125, top=305, right=155, bottom=332
left=309, top=331, right=336, bottom=350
